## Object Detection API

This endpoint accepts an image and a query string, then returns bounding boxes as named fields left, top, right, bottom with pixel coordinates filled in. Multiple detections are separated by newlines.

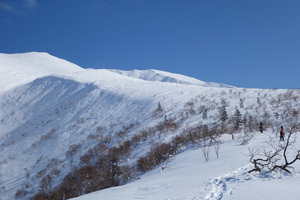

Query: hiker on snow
left=280, top=126, right=285, bottom=141
left=259, top=122, right=264, bottom=133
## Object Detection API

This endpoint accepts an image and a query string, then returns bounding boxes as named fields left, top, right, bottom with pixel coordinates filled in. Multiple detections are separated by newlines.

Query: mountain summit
left=0, top=52, right=83, bottom=92
left=0, top=52, right=230, bottom=93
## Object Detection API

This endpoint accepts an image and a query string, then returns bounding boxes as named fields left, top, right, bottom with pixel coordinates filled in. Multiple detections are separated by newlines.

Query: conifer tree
left=234, top=107, right=242, bottom=128
left=219, top=106, right=228, bottom=123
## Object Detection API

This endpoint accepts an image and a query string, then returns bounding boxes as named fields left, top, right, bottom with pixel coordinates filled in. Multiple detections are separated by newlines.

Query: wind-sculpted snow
left=0, top=76, right=156, bottom=200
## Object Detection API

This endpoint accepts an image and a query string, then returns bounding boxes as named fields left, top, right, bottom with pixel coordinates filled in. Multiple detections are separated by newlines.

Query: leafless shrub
left=77, top=118, right=84, bottom=124
left=137, top=142, right=176, bottom=172
left=131, top=132, right=143, bottom=147
left=31, top=142, right=37, bottom=148
left=152, top=102, right=164, bottom=118
left=171, top=134, right=189, bottom=153
left=36, top=169, right=47, bottom=178
left=239, top=130, right=255, bottom=145
left=96, top=126, right=105, bottom=133
left=103, top=135, right=111, bottom=144
left=156, top=116, right=178, bottom=134
left=39, top=175, right=52, bottom=192
left=202, top=146, right=212, bottom=162
left=40, top=129, right=56, bottom=141
left=117, top=130, right=127, bottom=139
left=161, top=155, right=174, bottom=171
left=185, top=101, right=196, bottom=116
left=214, top=143, right=220, bottom=159
left=248, top=124, right=300, bottom=174
left=87, top=133, right=97, bottom=140
left=119, top=165, right=134, bottom=184
left=30, top=192, right=51, bottom=200
left=220, top=98, right=229, bottom=107
left=36, top=155, right=44, bottom=165
left=94, top=143, right=108, bottom=154
left=15, top=188, right=28, bottom=199
left=50, top=167, right=61, bottom=176
left=66, top=143, right=82, bottom=157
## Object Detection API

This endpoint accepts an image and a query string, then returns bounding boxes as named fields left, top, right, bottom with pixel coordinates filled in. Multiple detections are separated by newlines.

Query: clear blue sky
left=1, top=0, right=299, bottom=89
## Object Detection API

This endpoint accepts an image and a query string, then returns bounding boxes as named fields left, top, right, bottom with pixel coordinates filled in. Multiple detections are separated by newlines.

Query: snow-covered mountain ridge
left=0, top=52, right=231, bottom=93
left=0, top=52, right=299, bottom=200
left=0, top=52, right=83, bottom=92
left=108, top=69, right=232, bottom=88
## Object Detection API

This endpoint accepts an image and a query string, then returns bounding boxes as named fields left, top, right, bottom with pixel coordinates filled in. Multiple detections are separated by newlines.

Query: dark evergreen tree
left=202, top=108, right=208, bottom=119
left=219, top=106, right=228, bottom=123
left=239, top=98, right=244, bottom=108
left=257, top=97, right=261, bottom=105
left=234, top=107, right=242, bottom=128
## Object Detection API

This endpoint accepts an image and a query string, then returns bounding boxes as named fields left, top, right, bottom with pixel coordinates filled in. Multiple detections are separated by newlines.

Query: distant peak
left=107, top=69, right=231, bottom=88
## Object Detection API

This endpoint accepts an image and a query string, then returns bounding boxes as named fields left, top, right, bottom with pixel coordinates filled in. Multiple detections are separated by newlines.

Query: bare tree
left=248, top=122, right=300, bottom=174
left=202, top=146, right=212, bottom=162
left=214, top=143, right=220, bottom=159
left=272, top=124, right=300, bottom=173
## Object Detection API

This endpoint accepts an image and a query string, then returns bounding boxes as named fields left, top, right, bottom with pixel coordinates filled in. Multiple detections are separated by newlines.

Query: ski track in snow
left=182, top=164, right=290, bottom=200
left=202, top=166, right=250, bottom=200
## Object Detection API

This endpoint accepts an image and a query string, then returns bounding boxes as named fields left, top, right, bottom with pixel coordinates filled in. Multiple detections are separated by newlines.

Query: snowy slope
left=73, top=132, right=300, bottom=200
left=0, top=52, right=83, bottom=92
left=0, top=52, right=299, bottom=200
left=108, top=69, right=232, bottom=88
left=0, top=52, right=225, bottom=200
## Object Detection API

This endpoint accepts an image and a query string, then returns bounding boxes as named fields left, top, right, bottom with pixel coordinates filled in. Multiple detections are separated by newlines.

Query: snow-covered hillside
left=0, top=52, right=83, bottom=92
left=108, top=69, right=232, bottom=88
left=72, top=132, right=300, bottom=200
left=0, top=52, right=299, bottom=200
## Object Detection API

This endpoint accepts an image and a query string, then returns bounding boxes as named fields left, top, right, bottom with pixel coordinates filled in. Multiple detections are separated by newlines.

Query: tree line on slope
left=12, top=89, right=300, bottom=199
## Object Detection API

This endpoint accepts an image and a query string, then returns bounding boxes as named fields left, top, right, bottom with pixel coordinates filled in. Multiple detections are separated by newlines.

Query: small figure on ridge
left=280, top=126, right=285, bottom=141
left=259, top=122, right=264, bottom=133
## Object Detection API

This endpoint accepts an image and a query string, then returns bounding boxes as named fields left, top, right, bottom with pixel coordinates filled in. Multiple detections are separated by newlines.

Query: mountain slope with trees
left=0, top=53, right=299, bottom=200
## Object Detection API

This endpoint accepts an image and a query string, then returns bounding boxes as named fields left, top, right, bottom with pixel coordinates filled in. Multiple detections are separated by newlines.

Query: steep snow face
left=108, top=69, right=232, bottom=88
left=0, top=76, right=159, bottom=200
left=0, top=74, right=219, bottom=200
left=0, top=52, right=84, bottom=92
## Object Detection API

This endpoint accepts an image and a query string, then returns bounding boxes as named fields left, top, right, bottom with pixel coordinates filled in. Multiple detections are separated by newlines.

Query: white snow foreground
left=72, top=132, right=300, bottom=200
left=0, top=52, right=299, bottom=200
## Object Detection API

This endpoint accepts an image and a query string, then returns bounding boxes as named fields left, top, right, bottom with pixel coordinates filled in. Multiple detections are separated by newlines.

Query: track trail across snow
left=184, top=164, right=290, bottom=200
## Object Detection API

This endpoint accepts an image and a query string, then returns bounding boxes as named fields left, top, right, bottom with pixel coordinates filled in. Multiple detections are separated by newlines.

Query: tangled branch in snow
left=248, top=123, right=300, bottom=174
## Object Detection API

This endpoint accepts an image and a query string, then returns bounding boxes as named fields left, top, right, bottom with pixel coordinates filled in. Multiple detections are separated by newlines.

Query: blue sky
left=0, top=0, right=299, bottom=89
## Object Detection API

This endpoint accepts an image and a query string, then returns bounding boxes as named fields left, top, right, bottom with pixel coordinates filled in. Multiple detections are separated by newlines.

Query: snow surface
left=109, top=69, right=232, bottom=88
left=0, top=52, right=299, bottom=200
left=72, top=132, right=300, bottom=200
left=0, top=52, right=83, bottom=92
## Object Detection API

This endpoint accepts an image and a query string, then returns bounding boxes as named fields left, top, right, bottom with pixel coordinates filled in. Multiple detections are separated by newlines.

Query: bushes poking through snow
left=29, top=89, right=300, bottom=199
left=248, top=112, right=300, bottom=174
left=31, top=149, right=130, bottom=200
left=137, top=142, right=176, bottom=172
left=66, top=143, right=82, bottom=157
